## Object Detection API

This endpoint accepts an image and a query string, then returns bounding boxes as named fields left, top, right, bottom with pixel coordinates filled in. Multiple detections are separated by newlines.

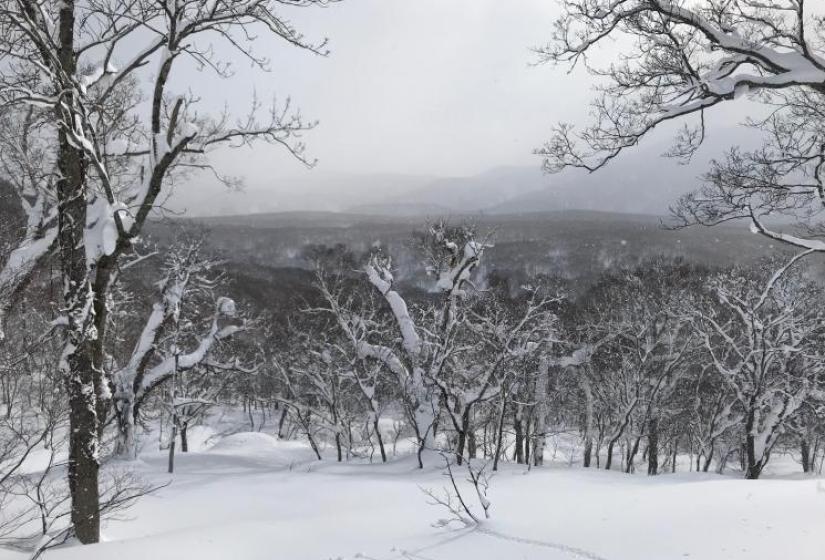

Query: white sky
left=176, top=1, right=590, bottom=178
left=168, top=0, right=755, bottom=211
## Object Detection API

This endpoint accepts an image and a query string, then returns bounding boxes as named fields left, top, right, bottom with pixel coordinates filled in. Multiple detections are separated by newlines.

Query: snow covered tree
left=435, top=285, right=559, bottom=466
left=307, top=244, right=394, bottom=462
left=691, top=261, right=825, bottom=479
left=672, top=88, right=825, bottom=254
left=687, top=365, right=741, bottom=473
left=572, top=259, right=704, bottom=473
left=0, top=108, right=57, bottom=341
left=112, top=241, right=243, bottom=459
left=539, top=0, right=825, bottom=172
left=0, top=0, right=327, bottom=542
left=0, top=344, right=65, bottom=547
left=332, top=222, right=487, bottom=467
left=541, top=0, right=825, bottom=261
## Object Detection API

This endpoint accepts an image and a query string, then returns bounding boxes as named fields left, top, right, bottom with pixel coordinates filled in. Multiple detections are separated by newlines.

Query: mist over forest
left=1, top=2, right=825, bottom=560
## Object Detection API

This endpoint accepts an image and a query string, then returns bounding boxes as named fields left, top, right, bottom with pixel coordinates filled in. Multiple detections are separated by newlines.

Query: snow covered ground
left=4, top=430, right=825, bottom=560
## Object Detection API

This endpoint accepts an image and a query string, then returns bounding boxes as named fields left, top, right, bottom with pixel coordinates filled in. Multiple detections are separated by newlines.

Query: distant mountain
left=346, top=166, right=548, bottom=215
left=416, top=149, right=716, bottom=217
left=345, top=202, right=455, bottom=217
left=170, top=124, right=761, bottom=218
left=172, top=209, right=795, bottom=296
left=334, top=156, right=708, bottom=218
left=487, top=163, right=699, bottom=216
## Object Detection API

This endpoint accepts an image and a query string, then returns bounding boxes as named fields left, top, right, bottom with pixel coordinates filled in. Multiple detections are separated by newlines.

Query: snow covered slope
left=12, top=433, right=824, bottom=560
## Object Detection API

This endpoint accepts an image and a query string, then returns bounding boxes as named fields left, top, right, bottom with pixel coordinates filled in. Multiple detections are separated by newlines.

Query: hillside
left=145, top=209, right=803, bottom=309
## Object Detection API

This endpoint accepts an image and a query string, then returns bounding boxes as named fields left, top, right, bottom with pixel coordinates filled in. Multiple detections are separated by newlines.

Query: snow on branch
left=537, top=0, right=825, bottom=171
left=140, top=296, right=242, bottom=393
left=364, top=254, right=422, bottom=358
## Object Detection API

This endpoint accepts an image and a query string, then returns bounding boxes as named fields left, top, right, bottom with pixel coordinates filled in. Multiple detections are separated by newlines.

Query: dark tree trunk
left=583, top=438, right=593, bottom=468
left=745, top=434, right=764, bottom=480
left=671, top=437, right=678, bottom=473
left=66, top=369, right=100, bottom=544
left=801, top=439, right=811, bottom=474
left=513, top=411, right=524, bottom=464
left=335, top=432, right=343, bottom=462
left=455, top=430, right=466, bottom=466
left=605, top=439, right=616, bottom=470
left=493, top=392, right=507, bottom=471
left=744, top=408, right=765, bottom=480
left=180, top=423, right=189, bottom=453
left=307, top=431, right=322, bottom=461
left=647, top=417, right=659, bottom=476
left=277, top=405, right=288, bottom=438
left=604, top=405, right=634, bottom=471
left=581, top=376, right=594, bottom=468
left=626, top=435, right=642, bottom=473
left=524, top=417, right=532, bottom=466
left=702, top=447, right=713, bottom=472
left=453, top=406, right=473, bottom=466
left=373, top=418, right=387, bottom=463
left=56, top=0, right=101, bottom=543
left=467, top=430, right=477, bottom=460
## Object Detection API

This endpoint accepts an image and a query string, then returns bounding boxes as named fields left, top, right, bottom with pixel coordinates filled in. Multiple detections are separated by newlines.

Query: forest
left=1, top=1, right=825, bottom=559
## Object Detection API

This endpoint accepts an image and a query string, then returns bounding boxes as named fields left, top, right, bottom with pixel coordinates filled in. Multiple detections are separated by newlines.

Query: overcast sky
left=169, top=0, right=757, bottom=214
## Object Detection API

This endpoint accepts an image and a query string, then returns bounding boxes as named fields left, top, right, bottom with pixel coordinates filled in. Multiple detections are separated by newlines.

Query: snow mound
left=203, top=432, right=321, bottom=469
left=207, top=432, right=280, bottom=454
left=182, top=425, right=217, bottom=452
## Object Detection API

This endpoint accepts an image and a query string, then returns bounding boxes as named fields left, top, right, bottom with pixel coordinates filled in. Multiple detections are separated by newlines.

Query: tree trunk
left=467, top=430, right=477, bottom=460
left=583, top=438, right=593, bottom=468
left=524, top=416, right=532, bottom=466
left=605, top=439, right=616, bottom=470
left=67, top=370, right=100, bottom=544
left=532, top=356, right=550, bottom=467
left=581, top=375, right=594, bottom=468
left=277, top=405, right=288, bottom=438
left=57, top=0, right=102, bottom=542
left=513, top=407, right=524, bottom=464
left=373, top=418, right=387, bottom=463
left=671, top=437, right=678, bottom=473
left=114, top=398, right=137, bottom=459
left=745, top=433, right=764, bottom=480
left=626, top=435, right=642, bottom=473
left=335, top=431, right=343, bottom=462
left=455, top=407, right=471, bottom=465
left=604, top=403, right=635, bottom=471
left=702, top=446, right=713, bottom=472
left=647, top=417, right=659, bottom=476
left=307, top=430, right=322, bottom=461
left=801, top=438, right=811, bottom=474
left=180, top=422, right=189, bottom=453
left=167, top=420, right=177, bottom=474
left=412, top=377, right=435, bottom=469
left=493, top=390, right=507, bottom=471
left=744, top=407, right=765, bottom=480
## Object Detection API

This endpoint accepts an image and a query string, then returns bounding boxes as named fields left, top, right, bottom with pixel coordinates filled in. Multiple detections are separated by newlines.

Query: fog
left=168, top=0, right=760, bottom=217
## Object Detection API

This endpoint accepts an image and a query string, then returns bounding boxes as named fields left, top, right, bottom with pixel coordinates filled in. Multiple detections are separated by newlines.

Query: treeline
left=234, top=223, right=825, bottom=480
left=3, top=220, right=824, bottom=551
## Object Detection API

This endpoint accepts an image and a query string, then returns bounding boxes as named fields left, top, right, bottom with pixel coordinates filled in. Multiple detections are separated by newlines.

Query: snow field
left=7, top=430, right=821, bottom=560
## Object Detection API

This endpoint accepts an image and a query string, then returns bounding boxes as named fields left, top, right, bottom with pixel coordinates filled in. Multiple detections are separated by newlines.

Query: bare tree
left=691, top=262, right=825, bottom=478
left=0, top=108, right=57, bottom=341
left=112, top=241, right=243, bottom=459
left=0, top=0, right=329, bottom=542
left=335, top=222, right=486, bottom=467
left=435, top=286, right=558, bottom=466
left=673, top=90, right=825, bottom=254
left=538, top=0, right=825, bottom=172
